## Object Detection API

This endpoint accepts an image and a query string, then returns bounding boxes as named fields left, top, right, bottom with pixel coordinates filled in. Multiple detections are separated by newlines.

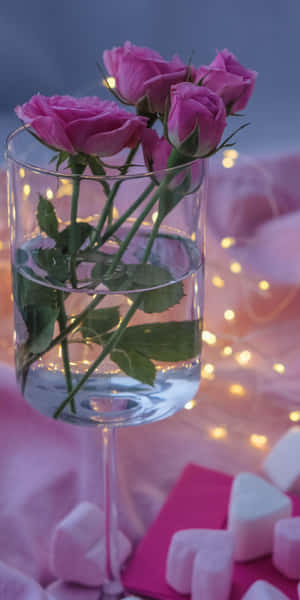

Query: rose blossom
left=167, top=83, right=227, bottom=157
left=103, top=41, right=188, bottom=113
left=195, top=49, right=257, bottom=113
left=15, top=94, right=147, bottom=156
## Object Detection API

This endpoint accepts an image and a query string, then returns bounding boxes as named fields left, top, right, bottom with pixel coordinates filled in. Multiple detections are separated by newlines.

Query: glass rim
left=6, top=125, right=204, bottom=182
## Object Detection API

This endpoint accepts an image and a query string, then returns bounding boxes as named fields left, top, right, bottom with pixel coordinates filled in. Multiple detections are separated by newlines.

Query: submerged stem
left=57, top=291, right=76, bottom=413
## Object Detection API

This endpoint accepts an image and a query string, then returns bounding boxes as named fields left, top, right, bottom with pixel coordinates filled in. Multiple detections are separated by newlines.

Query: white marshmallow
left=0, top=560, right=48, bottom=600
left=242, top=580, right=291, bottom=600
left=191, top=531, right=234, bottom=600
left=50, top=501, right=131, bottom=586
left=228, top=472, right=292, bottom=561
left=264, top=427, right=300, bottom=493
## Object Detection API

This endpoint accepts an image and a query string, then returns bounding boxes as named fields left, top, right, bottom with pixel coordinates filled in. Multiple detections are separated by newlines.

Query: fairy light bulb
left=250, top=434, right=267, bottom=449
left=224, top=149, right=239, bottom=159
left=224, top=309, right=235, bottom=321
left=202, top=363, right=215, bottom=380
left=222, top=346, right=233, bottom=356
left=273, top=363, right=285, bottom=374
left=210, top=426, right=227, bottom=439
left=23, top=184, right=31, bottom=197
left=258, top=280, right=270, bottom=291
left=222, top=157, right=234, bottom=168
left=19, top=168, right=25, bottom=178
left=235, top=350, right=252, bottom=366
left=289, top=411, right=300, bottom=422
left=212, top=275, right=225, bottom=288
left=229, top=383, right=245, bottom=396
left=152, top=211, right=158, bottom=223
left=185, top=400, right=196, bottom=410
left=221, top=237, right=236, bottom=249
left=202, top=330, right=217, bottom=345
left=230, top=261, right=242, bottom=274
left=46, top=188, right=54, bottom=200
left=103, top=76, right=116, bottom=88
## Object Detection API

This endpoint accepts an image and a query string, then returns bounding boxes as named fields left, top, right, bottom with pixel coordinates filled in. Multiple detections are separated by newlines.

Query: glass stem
left=102, top=427, right=123, bottom=596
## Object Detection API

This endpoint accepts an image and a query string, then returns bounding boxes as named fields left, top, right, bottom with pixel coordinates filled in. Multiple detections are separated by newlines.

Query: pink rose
left=103, top=41, right=188, bottom=113
left=15, top=94, right=147, bottom=156
left=167, top=83, right=227, bottom=157
left=142, top=128, right=203, bottom=189
left=195, top=49, right=257, bottom=114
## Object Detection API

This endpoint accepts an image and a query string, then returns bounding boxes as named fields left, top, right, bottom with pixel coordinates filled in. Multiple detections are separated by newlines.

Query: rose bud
left=103, top=41, right=188, bottom=114
left=167, top=83, right=227, bottom=157
left=195, top=49, right=257, bottom=114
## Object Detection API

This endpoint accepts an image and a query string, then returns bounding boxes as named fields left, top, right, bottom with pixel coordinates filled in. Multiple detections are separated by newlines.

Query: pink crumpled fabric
left=0, top=152, right=299, bottom=596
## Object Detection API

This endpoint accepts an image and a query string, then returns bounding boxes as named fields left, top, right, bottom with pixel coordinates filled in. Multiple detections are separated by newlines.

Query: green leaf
left=177, top=123, right=199, bottom=157
left=110, top=348, right=156, bottom=386
left=57, top=222, right=94, bottom=254
left=127, top=265, right=184, bottom=313
left=13, top=267, right=58, bottom=315
left=113, top=319, right=202, bottom=362
left=37, top=195, right=59, bottom=240
left=81, top=306, right=120, bottom=342
left=35, top=248, right=69, bottom=283
left=24, top=304, right=59, bottom=354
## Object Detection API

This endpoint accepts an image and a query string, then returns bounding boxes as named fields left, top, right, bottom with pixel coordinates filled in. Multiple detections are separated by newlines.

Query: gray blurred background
left=1, top=0, right=299, bottom=157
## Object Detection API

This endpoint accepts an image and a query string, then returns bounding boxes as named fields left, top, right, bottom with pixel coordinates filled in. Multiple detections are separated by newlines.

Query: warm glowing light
left=46, top=188, right=54, bottom=200
left=191, top=232, right=196, bottom=241
left=258, top=280, right=270, bottom=291
left=185, top=399, right=196, bottom=410
left=210, top=426, right=227, bottom=439
left=222, top=157, right=234, bottom=168
left=152, top=211, right=158, bottom=223
left=0, top=241, right=4, bottom=251
left=224, top=149, right=239, bottom=159
left=103, top=76, right=116, bottom=89
left=203, top=363, right=215, bottom=375
left=273, top=363, right=285, bottom=374
left=221, top=237, right=236, bottom=249
left=236, top=350, right=252, bottom=366
left=23, top=184, right=31, bottom=196
left=224, top=309, right=235, bottom=321
left=57, top=182, right=73, bottom=197
left=202, top=330, right=217, bottom=345
left=222, top=345, right=233, bottom=356
left=112, top=207, right=119, bottom=219
left=212, top=275, right=225, bottom=288
left=250, top=434, right=268, bottom=449
left=58, top=347, right=62, bottom=359
left=229, top=383, right=245, bottom=396
left=19, top=168, right=25, bottom=178
left=289, top=411, right=300, bottom=422
left=230, top=261, right=242, bottom=274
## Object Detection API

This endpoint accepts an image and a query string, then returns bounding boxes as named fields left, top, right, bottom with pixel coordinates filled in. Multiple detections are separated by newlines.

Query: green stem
left=53, top=295, right=141, bottom=419
left=90, top=146, right=139, bottom=246
left=69, top=176, right=80, bottom=287
left=57, top=291, right=76, bottom=413
left=99, top=182, right=155, bottom=246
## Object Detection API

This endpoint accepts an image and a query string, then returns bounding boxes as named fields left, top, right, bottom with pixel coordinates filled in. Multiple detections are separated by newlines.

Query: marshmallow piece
left=0, top=560, right=48, bottom=600
left=50, top=501, right=131, bottom=586
left=242, top=580, right=290, bottom=600
left=47, top=580, right=100, bottom=600
left=273, top=517, right=300, bottom=579
left=228, top=472, right=292, bottom=561
left=191, top=531, right=234, bottom=600
left=264, top=427, right=300, bottom=493
left=166, top=529, right=233, bottom=594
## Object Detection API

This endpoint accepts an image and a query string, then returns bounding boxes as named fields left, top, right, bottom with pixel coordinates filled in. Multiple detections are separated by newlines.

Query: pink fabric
left=0, top=152, right=300, bottom=596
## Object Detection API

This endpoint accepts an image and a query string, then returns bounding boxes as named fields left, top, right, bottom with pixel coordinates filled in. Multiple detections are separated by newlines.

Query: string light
left=229, top=383, right=245, bottom=396
left=224, top=309, right=235, bottom=321
left=152, top=211, right=158, bottom=223
left=273, top=363, right=285, bottom=374
left=230, top=261, right=242, bottom=274
left=258, top=280, right=270, bottom=291
left=235, top=350, right=252, bottom=366
left=112, top=207, right=119, bottom=219
left=103, top=76, right=116, bottom=88
left=202, top=363, right=215, bottom=380
left=202, top=330, right=217, bottom=345
left=23, top=184, right=31, bottom=196
left=210, top=426, right=227, bottom=439
left=289, top=411, right=300, bottom=422
left=19, top=168, right=25, bottom=178
left=250, top=434, right=268, bottom=449
left=222, top=157, right=234, bottom=168
left=221, top=237, right=236, bottom=249
left=212, top=275, right=225, bottom=288
left=46, top=188, right=54, bottom=200
left=224, top=149, right=239, bottom=159
left=222, top=346, right=233, bottom=356
left=185, top=399, right=196, bottom=410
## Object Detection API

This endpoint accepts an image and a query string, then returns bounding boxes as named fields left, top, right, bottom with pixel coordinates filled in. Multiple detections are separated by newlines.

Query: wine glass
left=7, top=125, right=206, bottom=595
